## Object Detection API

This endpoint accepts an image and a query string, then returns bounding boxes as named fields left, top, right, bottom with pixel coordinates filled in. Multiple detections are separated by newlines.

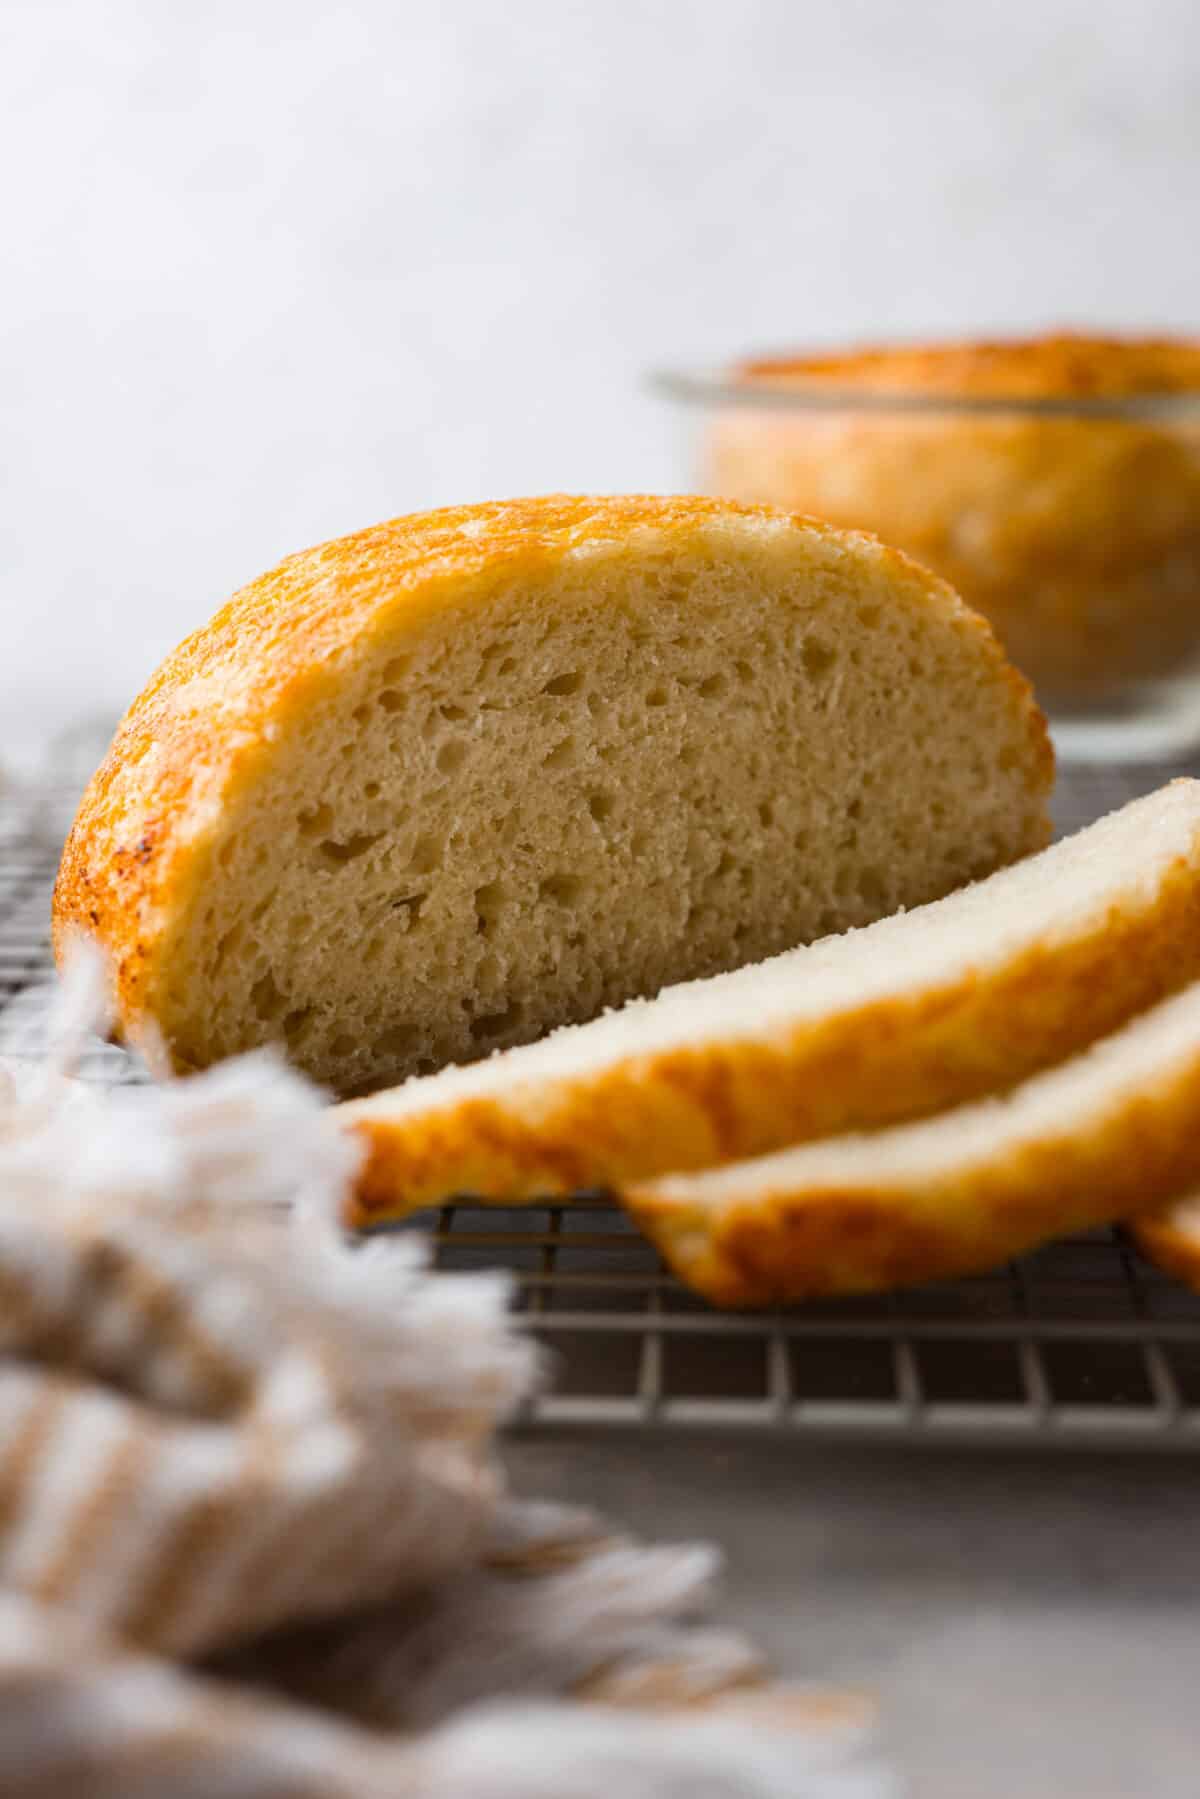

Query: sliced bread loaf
left=344, top=783, right=1200, bottom=1225
left=619, top=978, right=1200, bottom=1306
left=54, top=495, right=1050, bottom=1093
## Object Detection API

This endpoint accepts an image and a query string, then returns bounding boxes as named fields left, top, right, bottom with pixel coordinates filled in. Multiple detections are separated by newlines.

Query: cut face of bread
left=1129, top=1196, right=1200, bottom=1292
left=620, top=979, right=1200, bottom=1307
left=344, top=783, right=1200, bottom=1225
left=53, top=496, right=1050, bottom=1094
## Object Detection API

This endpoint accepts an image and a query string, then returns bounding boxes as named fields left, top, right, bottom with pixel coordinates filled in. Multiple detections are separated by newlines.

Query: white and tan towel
left=0, top=954, right=894, bottom=1798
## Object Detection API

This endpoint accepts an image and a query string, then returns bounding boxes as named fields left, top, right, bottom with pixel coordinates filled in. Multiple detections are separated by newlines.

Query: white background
left=2, top=0, right=1198, bottom=753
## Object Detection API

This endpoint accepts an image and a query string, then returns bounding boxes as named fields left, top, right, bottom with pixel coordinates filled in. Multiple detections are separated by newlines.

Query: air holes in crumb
left=436, top=740, right=467, bottom=775
left=329, top=1033, right=356, bottom=1061
left=390, top=892, right=427, bottom=931
left=539, top=872, right=583, bottom=905
left=698, top=672, right=727, bottom=698
left=735, top=659, right=754, bottom=685
left=440, top=702, right=468, bottom=721
left=474, top=879, right=507, bottom=937
left=250, top=889, right=277, bottom=923
left=758, top=800, right=775, bottom=828
left=646, top=685, right=668, bottom=707
left=847, top=798, right=863, bottom=821
left=543, top=737, right=575, bottom=770
left=859, top=604, right=881, bottom=628
left=282, top=1006, right=313, bottom=1041
left=378, top=689, right=404, bottom=713
left=859, top=867, right=887, bottom=908
left=376, top=1023, right=418, bottom=1061
left=470, top=999, right=524, bottom=1043
left=363, top=781, right=381, bottom=800
left=802, top=639, right=837, bottom=679
left=543, top=670, right=583, bottom=696
left=588, top=790, right=614, bottom=823
left=251, top=971, right=285, bottom=1022
left=351, top=704, right=370, bottom=725
left=498, top=656, right=518, bottom=677
left=298, top=803, right=333, bottom=839
left=320, top=832, right=383, bottom=866
left=630, top=830, right=650, bottom=860
left=381, top=656, right=409, bottom=683
left=212, top=921, right=243, bottom=971
left=409, top=834, right=441, bottom=875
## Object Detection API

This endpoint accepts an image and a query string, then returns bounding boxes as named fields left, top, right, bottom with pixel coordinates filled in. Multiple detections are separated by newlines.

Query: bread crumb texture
left=53, top=495, right=1051, bottom=1092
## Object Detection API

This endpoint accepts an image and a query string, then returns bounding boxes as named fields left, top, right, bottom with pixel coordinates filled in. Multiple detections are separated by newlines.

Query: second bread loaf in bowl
left=53, top=495, right=1051, bottom=1093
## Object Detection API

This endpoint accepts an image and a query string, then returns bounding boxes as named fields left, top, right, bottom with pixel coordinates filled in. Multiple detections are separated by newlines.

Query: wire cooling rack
left=6, top=735, right=1200, bottom=1447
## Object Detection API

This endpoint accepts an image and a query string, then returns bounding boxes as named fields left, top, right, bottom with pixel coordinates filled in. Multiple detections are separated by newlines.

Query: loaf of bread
left=344, top=783, right=1200, bottom=1225
left=706, top=333, right=1200, bottom=706
left=53, top=495, right=1051, bottom=1093
left=620, top=979, right=1200, bottom=1306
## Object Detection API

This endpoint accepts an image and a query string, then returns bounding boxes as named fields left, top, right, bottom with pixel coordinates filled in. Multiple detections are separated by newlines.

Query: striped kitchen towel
left=0, top=950, right=895, bottom=1799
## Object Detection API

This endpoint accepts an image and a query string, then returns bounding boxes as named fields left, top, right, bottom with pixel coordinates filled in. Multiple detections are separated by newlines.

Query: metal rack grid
left=6, top=743, right=1200, bottom=1447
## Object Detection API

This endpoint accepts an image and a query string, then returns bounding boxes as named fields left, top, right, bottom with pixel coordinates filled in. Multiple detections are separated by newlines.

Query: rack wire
left=6, top=737, right=1200, bottom=1447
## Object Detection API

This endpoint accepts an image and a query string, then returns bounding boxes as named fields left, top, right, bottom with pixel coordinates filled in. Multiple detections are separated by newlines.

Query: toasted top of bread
left=735, top=332, right=1200, bottom=399
left=622, top=978, right=1200, bottom=1308
left=54, top=495, right=1049, bottom=1094
left=345, top=784, right=1200, bottom=1225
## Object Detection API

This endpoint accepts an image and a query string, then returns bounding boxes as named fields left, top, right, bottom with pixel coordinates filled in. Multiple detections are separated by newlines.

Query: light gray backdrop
left=3, top=0, right=1198, bottom=752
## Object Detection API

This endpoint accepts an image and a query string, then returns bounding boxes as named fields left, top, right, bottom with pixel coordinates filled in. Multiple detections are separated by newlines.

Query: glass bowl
left=654, top=337, right=1200, bottom=762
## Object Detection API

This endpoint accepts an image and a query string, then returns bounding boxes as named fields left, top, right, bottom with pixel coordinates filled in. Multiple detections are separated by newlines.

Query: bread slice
left=1129, top=1196, right=1200, bottom=1292
left=343, top=783, right=1200, bottom=1226
left=619, top=979, right=1200, bottom=1307
left=53, top=495, right=1050, bottom=1094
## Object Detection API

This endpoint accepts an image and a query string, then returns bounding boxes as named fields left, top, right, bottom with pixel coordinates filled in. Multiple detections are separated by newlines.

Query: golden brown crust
left=345, top=829, right=1200, bottom=1225
left=1128, top=1195, right=1200, bottom=1292
left=710, top=335, right=1200, bottom=702
left=738, top=331, right=1200, bottom=398
left=53, top=494, right=1049, bottom=1068
left=621, top=1003, right=1200, bottom=1308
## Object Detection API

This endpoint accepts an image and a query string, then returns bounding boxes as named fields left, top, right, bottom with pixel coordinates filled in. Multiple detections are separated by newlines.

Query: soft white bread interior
left=620, top=978, right=1200, bottom=1307
left=53, top=496, right=1050, bottom=1094
left=344, top=783, right=1200, bottom=1225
